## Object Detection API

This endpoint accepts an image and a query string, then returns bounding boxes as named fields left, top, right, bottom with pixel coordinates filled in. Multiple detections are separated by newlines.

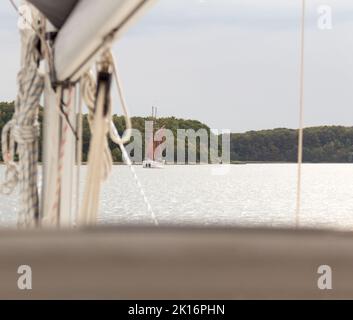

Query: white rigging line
left=109, top=53, right=159, bottom=226
left=296, top=0, right=306, bottom=228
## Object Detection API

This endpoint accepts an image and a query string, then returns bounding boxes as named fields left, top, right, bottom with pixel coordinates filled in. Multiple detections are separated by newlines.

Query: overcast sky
left=1, top=0, right=353, bottom=132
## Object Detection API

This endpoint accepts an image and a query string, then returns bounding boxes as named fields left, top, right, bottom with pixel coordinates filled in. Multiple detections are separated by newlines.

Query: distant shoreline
left=2, top=102, right=353, bottom=163
left=1, top=162, right=353, bottom=165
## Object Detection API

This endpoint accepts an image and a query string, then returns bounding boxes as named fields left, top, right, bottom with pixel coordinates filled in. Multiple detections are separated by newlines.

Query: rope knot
left=13, top=123, right=40, bottom=144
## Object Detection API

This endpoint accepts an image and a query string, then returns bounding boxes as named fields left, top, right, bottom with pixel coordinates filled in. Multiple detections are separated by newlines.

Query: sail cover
left=27, top=0, right=79, bottom=29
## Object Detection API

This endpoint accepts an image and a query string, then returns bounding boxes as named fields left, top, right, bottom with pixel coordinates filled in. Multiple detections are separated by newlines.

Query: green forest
left=0, top=101, right=210, bottom=162
left=2, top=101, right=353, bottom=163
left=231, top=127, right=353, bottom=162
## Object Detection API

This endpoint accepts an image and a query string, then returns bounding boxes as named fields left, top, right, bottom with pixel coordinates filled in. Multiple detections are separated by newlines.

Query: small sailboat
left=142, top=159, right=165, bottom=169
left=143, top=106, right=165, bottom=169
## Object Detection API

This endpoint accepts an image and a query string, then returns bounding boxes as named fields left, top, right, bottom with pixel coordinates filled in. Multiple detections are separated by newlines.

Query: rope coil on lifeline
left=78, top=51, right=158, bottom=226
left=81, top=71, right=113, bottom=181
left=78, top=65, right=112, bottom=225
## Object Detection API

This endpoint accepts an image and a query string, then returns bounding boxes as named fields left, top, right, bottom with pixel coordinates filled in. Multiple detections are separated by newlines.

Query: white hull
left=142, top=160, right=164, bottom=169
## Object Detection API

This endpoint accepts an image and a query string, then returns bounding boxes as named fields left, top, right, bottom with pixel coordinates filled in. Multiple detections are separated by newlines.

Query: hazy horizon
left=1, top=0, right=353, bottom=132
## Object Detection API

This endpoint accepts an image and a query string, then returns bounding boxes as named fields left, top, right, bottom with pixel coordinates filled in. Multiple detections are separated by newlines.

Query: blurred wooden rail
left=0, top=226, right=352, bottom=299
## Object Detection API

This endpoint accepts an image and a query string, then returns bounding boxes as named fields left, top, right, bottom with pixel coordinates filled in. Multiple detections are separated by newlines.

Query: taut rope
left=109, top=53, right=158, bottom=225
left=296, top=0, right=306, bottom=228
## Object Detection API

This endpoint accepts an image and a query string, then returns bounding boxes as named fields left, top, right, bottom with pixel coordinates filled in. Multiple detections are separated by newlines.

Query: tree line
left=1, top=101, right=353, bottom=163
left=231, top=127, right=353, bottom=162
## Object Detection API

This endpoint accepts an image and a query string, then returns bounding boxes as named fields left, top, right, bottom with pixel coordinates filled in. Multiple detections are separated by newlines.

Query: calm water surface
left=1, top=164, right=353, bottom=230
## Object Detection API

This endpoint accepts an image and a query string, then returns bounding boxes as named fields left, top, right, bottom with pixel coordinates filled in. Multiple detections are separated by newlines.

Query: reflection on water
left=1, top=164, right=353, bottom=230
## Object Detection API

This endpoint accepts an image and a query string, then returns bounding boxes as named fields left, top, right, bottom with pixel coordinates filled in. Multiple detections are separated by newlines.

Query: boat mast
left=41, top=20, right=76, bottom=228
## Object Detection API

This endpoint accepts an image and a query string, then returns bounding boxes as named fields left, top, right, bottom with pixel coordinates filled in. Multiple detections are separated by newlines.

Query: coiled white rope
left=81, top=72, right=113, bottom=180
left=78, top=74, right=111, bottom=225
left=0, top=20, right=44, bottom=228
left=78, top=51, right=158, bottom=226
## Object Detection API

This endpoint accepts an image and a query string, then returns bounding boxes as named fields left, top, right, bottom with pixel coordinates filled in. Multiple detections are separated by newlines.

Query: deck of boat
left=0, top=226, right=352, bottom=299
